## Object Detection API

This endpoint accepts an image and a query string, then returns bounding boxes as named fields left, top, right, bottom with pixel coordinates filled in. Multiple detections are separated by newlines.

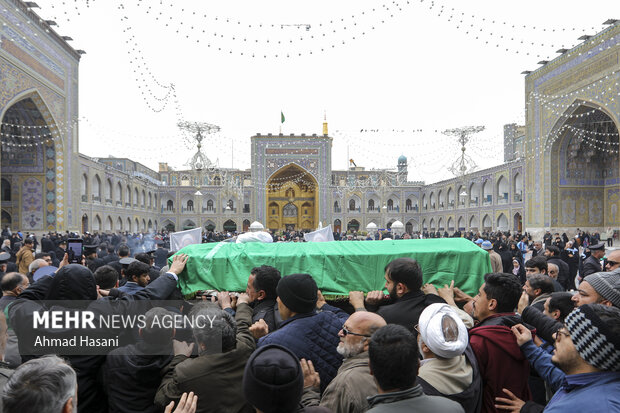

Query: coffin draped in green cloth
left=171, top=238, right=492, bottom=296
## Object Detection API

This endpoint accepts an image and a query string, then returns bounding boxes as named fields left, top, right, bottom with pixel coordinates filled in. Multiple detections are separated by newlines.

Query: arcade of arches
left=266, top=164, right=317, bottom=231
left=549, top=104, right=620, bottom=229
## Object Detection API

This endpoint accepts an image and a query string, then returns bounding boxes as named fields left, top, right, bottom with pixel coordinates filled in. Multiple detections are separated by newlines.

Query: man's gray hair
left=3, top=355, right=76, bottom=413
left=191, top=305, right=237, bottom=353
left=28, top=258, right=47, bottom=274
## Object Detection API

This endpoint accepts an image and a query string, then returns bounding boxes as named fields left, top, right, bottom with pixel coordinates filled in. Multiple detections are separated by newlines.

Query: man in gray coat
left=301, top=311, right=386, bottom=413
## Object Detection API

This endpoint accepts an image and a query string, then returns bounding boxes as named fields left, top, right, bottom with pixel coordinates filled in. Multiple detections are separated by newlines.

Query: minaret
left=323, top=111, right=328, bottom=136
left=397, top=154, right=408, bottom=184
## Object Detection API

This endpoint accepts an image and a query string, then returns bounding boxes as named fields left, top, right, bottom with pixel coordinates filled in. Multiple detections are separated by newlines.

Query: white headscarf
left=419, top=303, right=468, bottom=359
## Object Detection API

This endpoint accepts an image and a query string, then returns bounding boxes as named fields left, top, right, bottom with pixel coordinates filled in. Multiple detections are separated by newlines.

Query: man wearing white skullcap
left=417, top=303, right=483, bottom=413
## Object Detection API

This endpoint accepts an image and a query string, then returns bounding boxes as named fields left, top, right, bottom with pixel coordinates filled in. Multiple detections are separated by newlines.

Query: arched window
left=93, top=175, right=101, bottom=200
left=1, top=178, right=11, bottom=201
left=387, top=199, right=394, bottom=210
left=406, top=199, right=412, bottom=210
left=334, top=201, right=340, bottom=212
left=349, top=199, right=356, bottom=211
left=206, top=199, right=214, bottom=211
left=269, top=202, right=278, bottom=215
left=283, top=203, right=298, bottom=217
left=105, top=179, right=112, bottom=202
left=116, top=182, right=123, bottom=204
left=368, top=199, right=375, bottom=211
left=80, top=174, right=87, bottom=199
left=187, top=200, right=194, bottom=211
left=166, top=200, right=174, bottom=211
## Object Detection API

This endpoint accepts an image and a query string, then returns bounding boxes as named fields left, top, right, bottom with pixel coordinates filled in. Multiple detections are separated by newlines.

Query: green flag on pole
left=281, top=111, right=285, bottom=123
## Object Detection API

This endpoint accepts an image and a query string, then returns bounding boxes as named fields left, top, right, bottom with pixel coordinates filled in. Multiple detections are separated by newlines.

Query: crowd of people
left=0, top=226, right=618, bottom=413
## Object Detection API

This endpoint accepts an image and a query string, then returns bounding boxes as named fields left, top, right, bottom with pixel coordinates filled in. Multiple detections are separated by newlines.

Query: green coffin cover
left=171, top=238, right=492, bottom=296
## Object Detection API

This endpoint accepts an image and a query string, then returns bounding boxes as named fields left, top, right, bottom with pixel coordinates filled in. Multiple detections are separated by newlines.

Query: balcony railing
left=105, top=198, right=113, bottom=204
left=483, top=200, right=492, bottom=206
left=387, top=206, right=400, bottom=212
left=334, top=207, right=342, bottom=213
left=92, top=195, right=100, bottom=202
left=81, top=195, right=87, bottom=202
left=161, top=207, right=176, bottom=213
left=348, top=207, right=361, bottom=213
left=514, top=193, right=523, bottom=202
left=243, top=206, right=250, bottom=213
left=406, top=206, right=418, bottom=212
left=116, top=201, right=122, bottom=206
left=202, top=207, right=216, bottom=214
left=125, top=202, right=131, bottom=207
left=498, top=197, right=508, bottom=205
left=182, top=207, right=195, bottom=213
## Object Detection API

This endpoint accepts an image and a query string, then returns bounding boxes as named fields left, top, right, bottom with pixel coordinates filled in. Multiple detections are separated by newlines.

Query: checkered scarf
left=565, top=304, right=620, bottom=372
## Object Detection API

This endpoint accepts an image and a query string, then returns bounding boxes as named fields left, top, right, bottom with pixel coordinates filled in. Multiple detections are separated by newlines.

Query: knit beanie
left=276, top=273, right=318, bottom=314
left=564, top=304, right=620, bottom=372
left=585, top=271, right=620, bottom=308
left=242, top=344, right=304, bottom=413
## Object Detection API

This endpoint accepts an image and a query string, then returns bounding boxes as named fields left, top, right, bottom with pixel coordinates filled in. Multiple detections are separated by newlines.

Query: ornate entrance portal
left=549, top=103, right=620, bottom=230
left=266, top=164, right=317, bottom=231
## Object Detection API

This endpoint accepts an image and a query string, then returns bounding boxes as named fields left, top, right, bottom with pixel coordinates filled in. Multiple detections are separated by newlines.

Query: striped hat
left=565, top=304, right=620, bottom=372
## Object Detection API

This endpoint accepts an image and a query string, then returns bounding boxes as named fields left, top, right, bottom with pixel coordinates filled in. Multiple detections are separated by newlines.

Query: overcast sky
left=32, top=0, right=617, bottom=183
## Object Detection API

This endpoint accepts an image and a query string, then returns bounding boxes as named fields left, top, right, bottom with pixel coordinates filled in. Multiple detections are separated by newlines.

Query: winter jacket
left=543, top=371, right=620, bottom=412
left=371, top=291, right=445, bottom=331
left=154, top=303, right=256, bottom=413
left=519, top=341, right=565, bottom=393
left=301, top=351, right=378, bottom=413
left=117, top=281, right=144, bottom=295
left=103, top=342, right=174, bottom=413
left=251, top=298, right=281, bottom=334
left=469, top=313, right=532, bottom=413
left=15, top=246, right=33, bottom=275
left=488, top=250, right=503, bottom=274
left=258, top=304, right=349, bottom=392
left=522, top=339, right=620, bottom=412
left=366, top=385, right=464, bottom=413
left=417, top=346, right=483, bottom=413
left=581, top=255, right=602, bottom=279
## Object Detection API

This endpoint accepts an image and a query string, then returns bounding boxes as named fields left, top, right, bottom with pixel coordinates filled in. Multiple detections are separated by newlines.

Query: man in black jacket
left=357, top=258, right=445, bottom=330
left=580, top=242, right=605, bottom=280
left=246, top=265, right=282, bottom=333
left=153, top=240, right=169, bottom=269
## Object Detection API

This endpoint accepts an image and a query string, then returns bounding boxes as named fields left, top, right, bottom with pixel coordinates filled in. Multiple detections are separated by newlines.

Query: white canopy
left=391, top=220, right=404, bottom=229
